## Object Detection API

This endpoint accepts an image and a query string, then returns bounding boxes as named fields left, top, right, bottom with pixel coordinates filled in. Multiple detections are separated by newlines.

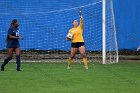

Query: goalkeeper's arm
left=79, top=11, right=83, bottom=28
left=80, top=16, right=83, bottom=28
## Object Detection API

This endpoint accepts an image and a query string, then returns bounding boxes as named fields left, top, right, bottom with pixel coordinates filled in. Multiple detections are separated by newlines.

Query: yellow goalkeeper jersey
left=68, top=17, right=84, bottom=43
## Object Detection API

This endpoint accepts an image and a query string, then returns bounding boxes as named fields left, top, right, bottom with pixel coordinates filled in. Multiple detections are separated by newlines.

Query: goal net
left=0, top=0, right=118, bottom=64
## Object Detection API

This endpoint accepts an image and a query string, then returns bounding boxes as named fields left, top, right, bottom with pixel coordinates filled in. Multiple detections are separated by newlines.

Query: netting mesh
left=0, top=0, right=118, bottom=63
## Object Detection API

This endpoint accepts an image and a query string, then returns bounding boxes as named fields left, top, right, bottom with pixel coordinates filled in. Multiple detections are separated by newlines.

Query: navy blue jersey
left=6, top=26, right=20, bottom=48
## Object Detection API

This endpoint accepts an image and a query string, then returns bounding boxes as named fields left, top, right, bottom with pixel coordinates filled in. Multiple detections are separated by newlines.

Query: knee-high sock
left=1, top=57, right=12, bottom=67
left=16, top=55, right=21, bottom=70
left=68, top=57, right=73, bottom=66
left=83, top=57, right=88, bottom=66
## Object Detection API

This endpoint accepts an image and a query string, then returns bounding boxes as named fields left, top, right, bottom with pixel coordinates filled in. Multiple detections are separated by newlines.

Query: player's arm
left=9, top=35, right=23, bottom=39
left=8, top=29, right=23, bottom=39
left=9, top=35, right=19, bottom=39
left=79, top=10, right=83, bottom=28
left=80, top=16, right=83, bottom=28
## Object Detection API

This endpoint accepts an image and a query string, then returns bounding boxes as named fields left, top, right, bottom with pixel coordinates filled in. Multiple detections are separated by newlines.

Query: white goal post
left=102, top=0, right=119, bottom=64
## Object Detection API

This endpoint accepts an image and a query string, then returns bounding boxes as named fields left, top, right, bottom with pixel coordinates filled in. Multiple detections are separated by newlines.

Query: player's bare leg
left=79, top=46, right=88, bottom=69
left=1, top=48, right=14, bottom=71
left=67, top=48, right=77, bottom=69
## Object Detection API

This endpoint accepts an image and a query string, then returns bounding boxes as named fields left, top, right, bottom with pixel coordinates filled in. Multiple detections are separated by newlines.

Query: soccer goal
left=0, top=0, right=118, bottom=64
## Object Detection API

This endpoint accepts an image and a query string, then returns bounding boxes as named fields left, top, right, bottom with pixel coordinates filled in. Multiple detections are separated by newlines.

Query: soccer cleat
left=67, top=66, right=71, bottom=70
left=84, top=66, right=88, bottom=70
left=1, top=68, right=4, bottom=71
left=1, top=65, right=4, bottom=71
left=16, top=69, right=21, bottom=71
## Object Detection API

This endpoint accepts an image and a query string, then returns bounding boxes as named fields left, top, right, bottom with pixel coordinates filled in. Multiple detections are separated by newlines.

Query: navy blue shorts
left=71, top=42, right=84, bottom=48
left=6, top=41, right=20, bottom=48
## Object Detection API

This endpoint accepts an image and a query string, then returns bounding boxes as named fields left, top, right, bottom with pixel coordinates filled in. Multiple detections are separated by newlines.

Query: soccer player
left=1, top=19, right=23, bottom=71
left=66, top=11, right=88, bottom=69
left=137, top=46, right=140, bottom=51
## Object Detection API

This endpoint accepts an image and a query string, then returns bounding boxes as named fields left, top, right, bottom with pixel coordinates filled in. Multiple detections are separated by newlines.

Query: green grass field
left=0, top=62, right=140, bottom=93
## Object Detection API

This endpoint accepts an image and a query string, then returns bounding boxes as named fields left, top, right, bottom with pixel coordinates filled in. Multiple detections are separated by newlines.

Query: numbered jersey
left=6, top=26, right=20, bottom=48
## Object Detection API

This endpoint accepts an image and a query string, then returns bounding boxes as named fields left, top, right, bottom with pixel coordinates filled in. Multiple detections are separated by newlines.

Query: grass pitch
left=0, top=62, right=140, bottom=93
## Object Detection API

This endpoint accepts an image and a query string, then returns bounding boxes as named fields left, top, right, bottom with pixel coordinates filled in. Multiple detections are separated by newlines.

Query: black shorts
left=71, top=42, right=84, bottom=48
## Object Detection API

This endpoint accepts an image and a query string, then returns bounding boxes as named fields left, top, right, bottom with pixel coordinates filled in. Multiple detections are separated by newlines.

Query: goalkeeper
left=66, top=10, right=88, bottom=69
